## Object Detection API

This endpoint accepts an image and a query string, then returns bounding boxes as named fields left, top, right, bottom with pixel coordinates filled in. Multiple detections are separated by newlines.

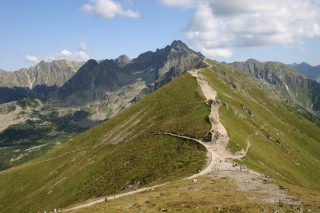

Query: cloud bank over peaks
left=82, top=0, right=140, bottom=19
left=25, top=43, right=90, bottom=64
left=161, top=0, right=320, bottom=58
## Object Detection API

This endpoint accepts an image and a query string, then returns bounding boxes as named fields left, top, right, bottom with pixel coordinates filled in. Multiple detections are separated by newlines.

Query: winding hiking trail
left=62, top=63, right=299, bottom=211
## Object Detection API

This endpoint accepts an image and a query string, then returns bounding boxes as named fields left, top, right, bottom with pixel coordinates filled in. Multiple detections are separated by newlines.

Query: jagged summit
left=170, top=40, right=190, bottom=51
left=116, top=55, right=131, bottom=66
left=54, top=40, right=206, bottom=109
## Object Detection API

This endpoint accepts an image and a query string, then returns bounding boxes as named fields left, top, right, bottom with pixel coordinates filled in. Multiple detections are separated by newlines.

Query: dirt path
left=189, top=69, right=251, bottom=161
left=62, top=183, right=168, bottom=212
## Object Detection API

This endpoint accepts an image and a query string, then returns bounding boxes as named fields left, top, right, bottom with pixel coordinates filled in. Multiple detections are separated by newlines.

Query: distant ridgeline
left=291, top=62, right=320, bottom=83
left=0, top=60, right=82, bottom=103
left=230, top=59, right=320, bottom=119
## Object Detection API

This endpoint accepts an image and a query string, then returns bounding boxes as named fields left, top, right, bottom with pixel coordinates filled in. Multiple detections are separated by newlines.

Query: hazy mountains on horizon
left=291, top=62, right=320, bottom=83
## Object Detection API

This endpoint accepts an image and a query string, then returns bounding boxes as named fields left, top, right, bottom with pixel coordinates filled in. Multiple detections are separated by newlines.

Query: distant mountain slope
left=291, top=62, right=320, bottom=83
left=229, top=59, right=320, bottom=117
left=0, top=60, right=82, bottom=103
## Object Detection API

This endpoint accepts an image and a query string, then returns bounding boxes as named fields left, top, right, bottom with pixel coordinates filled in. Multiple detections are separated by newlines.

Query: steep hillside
left=0, top=60, right=82, bottom=103
left=230, top=59, right=320, bottom=117
left=292, top=62, right=320, bottom=83
left=0, top=73, right=211, bottom=212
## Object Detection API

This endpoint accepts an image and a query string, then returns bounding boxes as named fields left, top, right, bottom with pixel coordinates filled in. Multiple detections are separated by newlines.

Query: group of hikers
left=37, top=208, right=60, bottom=213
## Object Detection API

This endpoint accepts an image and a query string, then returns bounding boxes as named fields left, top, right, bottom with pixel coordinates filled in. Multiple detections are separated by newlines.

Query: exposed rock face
left=229, top=59, right=320, bottom=116
left=49, top=40, right=206, bottom=120
left=291, top=62, right=320, bottom=83
left=0, top=60, right=82, bottom=103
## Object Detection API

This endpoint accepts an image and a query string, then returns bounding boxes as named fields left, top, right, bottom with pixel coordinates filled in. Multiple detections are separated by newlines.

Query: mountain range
left=0, top=41, right=319, bottom=212
left=48, top=40, right=206, bottom=119
left=0, top=60, right=82, bottom=103
left=0, top=41, right=207, bottom=170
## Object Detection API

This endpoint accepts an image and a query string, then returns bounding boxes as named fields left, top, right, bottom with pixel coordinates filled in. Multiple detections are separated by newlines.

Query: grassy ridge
left=0, top=73, right=211, bottom=212
left=76, top=175, right=320, bottom=213
left=202, top=60, right=320, bottom=189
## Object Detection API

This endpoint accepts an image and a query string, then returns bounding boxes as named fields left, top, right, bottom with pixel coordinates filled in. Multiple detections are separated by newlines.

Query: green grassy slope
left=0, top=74, right=211, bottom=212
left=203, top=60, right=320, bottom=190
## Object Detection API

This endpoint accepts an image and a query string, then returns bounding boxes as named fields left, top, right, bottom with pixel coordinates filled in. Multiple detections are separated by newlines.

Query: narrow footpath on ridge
left=62, top=61, right=299, bottom=211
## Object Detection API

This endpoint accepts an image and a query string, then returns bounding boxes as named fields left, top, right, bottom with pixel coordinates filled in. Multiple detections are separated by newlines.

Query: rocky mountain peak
left=168, top=40, right=204, bottom=58
left=246, top=58, right=259, bottom=63
left=53, top=40, right=206, bottom=111
left=116, top=55, right=131, bottom=67
left=170, top=40, right=187, bottom=49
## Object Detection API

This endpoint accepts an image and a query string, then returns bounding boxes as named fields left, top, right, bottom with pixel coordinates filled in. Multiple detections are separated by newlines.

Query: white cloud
left=25, top=44, right=90, bottom=64
left=160, top=0, right=200, bottom=8
left=200, top=47, right=233, bottom=58
left=44, top=50, right=90, bottom=62
left=25, top=55, right=40, bottom=63
left=162, top=0, right=320, bottom=58
left=60, top=50, right=73, bottom=57
left=82, top=0, right=140, bottom=19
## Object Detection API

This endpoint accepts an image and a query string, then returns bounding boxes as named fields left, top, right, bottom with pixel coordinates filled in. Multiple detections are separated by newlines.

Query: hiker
left=105, top=196, right=108, bottom=202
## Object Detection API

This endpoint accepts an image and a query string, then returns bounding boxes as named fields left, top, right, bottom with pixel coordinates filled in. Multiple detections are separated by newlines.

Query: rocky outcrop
left=229, top=59, right=320, bottom=116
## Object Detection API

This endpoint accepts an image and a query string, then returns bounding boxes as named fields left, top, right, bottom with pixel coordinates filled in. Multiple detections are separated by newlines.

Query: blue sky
left=0, top=0, right=319, bottom=71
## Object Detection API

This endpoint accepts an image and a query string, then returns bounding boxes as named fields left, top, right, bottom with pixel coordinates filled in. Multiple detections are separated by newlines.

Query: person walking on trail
left=105, top=196, right=108, bottom=202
